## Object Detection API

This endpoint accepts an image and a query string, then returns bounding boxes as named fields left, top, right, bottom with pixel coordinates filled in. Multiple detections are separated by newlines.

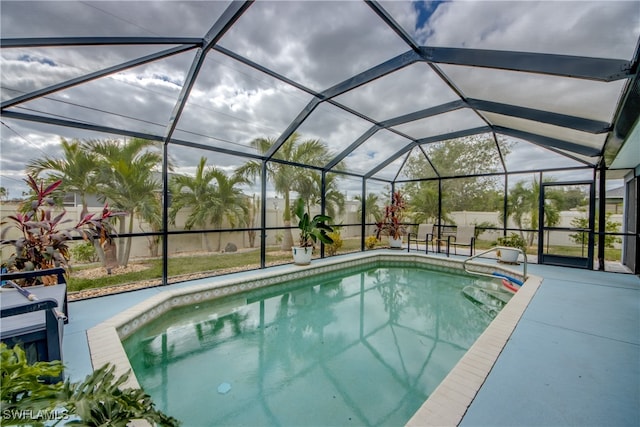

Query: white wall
left=1, top=201, right=622, bottom=264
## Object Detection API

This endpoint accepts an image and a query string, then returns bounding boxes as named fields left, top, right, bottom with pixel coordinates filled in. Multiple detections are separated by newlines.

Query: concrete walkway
left=61, top=255, right=639, bottom=426
left=460, top=264, right=639, bottom=426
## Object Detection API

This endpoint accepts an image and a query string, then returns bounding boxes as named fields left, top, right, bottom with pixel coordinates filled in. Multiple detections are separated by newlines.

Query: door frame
left=538, top=180, right=595, bottom=269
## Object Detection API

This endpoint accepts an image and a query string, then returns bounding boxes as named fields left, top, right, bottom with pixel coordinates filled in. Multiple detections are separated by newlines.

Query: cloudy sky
left=1, top=1, right=638, bottom=199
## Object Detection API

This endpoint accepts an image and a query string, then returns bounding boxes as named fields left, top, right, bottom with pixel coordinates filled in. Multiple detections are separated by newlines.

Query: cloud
left=0, top=0, right=637, bottom=201
left=418, top=1, right=639, bottom=59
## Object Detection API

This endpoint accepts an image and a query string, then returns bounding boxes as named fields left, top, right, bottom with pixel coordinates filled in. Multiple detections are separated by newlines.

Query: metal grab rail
left=463, top=246, right=528, bottom=281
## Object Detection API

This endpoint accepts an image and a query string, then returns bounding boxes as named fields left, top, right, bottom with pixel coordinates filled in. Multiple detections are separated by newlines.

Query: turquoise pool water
left=123, top=264, right=504, bottom=426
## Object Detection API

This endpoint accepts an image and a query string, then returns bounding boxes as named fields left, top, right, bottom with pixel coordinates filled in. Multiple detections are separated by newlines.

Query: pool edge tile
left=405, top=273, right=542, bottom=427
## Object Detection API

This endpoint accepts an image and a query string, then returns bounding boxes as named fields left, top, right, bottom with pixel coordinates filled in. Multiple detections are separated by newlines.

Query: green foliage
left=495, top=233, right=527, bottom=252
left=326, top=230, right=343, bottom=256
left=294, top=198, right=334, bottom=247
left=375, top=191, right=407, bottom=239
left=550, top=187, right=587, bottom=211
left=365, top=235, right=378, bottom=250
left=236, top=133, right=338, bottom=250
left=472, top=221, right=496, bottom=239
left=88, top=138, right=166, bottom=267
left=169, top=156, right=248, bottom=252
left=0, top=344, right=180, bottom=426
left=61, top=364, right=179, bottom=426
left=404, top=136, right=509, bottom=214
left=0, top=175, right=121, bottom=282
left=1, top=344, right=64, bottom=421
left=404, top=181, right=443, bottom=224
left=274, top=232, right=283, bottom=245
left=71, top=241, right=98, bottom=263
left=503, top=178, right=561, bottom=246
left=570, top=213, right=621, bottom=248
left=27, top=138, right=101, bottom=218
left=354, top=193, right=382, bottom=223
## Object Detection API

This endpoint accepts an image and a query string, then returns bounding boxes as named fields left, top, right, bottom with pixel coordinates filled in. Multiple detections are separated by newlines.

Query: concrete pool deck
left=61, top=251, right=639, bottom=426
left=461, top=262, right=640, bottom=427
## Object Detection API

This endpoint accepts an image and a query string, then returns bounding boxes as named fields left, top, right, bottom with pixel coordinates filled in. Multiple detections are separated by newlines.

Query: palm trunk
left=94, top=240, right=106, bottom=266
left=80, top=194, right=89, bottom=219
left=201, top=232, right=211, bottom=252
left=281, top=193, right=293, bottom=250
left=116, top=217, right=126, bottom=265
left=121, top=213, right=135, bottom=268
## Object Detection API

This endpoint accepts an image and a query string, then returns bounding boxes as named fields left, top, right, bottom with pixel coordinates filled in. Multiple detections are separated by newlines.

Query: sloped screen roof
left=1, top=0, right=639, bottom=195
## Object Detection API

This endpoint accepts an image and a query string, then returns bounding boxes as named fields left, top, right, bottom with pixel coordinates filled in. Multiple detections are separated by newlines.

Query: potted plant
left=291, top=198, right=334, bottom=265
left=495, top=233, right=527, bottom=264
left=1, top=175, right=122, bottom=286
left=375, top=191, right=407, bottom=249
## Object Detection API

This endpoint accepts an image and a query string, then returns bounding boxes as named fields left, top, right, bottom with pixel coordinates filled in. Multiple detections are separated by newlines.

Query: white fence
left=0, top=201, right=622, bottom=263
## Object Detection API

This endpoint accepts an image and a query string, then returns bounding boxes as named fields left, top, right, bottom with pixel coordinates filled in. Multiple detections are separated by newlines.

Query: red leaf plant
left=1, top=175, right=123, bottom=285
left=374, top=191, right=407, bottom=240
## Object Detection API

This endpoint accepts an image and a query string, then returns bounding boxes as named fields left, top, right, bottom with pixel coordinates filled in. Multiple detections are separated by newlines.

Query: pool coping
left=406, top=265, right=542, bottom=426
left=87, top=251, right=539, bottom=423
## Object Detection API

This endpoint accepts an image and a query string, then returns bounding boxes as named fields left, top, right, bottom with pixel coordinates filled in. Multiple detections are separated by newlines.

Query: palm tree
left=169, top=157, right=248, bottom=251
left=407, top=182, right=442, bottom=224
left=296, top=172, right=345, bottom=220
left=87, top=138, right=164, bottom=267
left=26, top=138, right=99, bottom=218
left=236, top=133, right=334, bottom=250
left=26, top=138, right=110, bottom=265
left=502, top=178, right=561, bottom=246
left=354, top=192, right=382, bottom=235
left=0, top=187, right=7, bottom=201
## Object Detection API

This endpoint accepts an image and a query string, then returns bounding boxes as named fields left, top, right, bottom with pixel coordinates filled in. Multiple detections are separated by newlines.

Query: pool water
left=123, top=264, right=505, bottom=426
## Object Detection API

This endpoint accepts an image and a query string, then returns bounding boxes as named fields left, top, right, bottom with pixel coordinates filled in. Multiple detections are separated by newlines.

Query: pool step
left=462, top=285, right=511, bottom=317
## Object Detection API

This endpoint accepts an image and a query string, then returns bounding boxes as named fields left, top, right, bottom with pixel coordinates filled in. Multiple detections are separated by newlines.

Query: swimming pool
left=87, top=252, right=538, bottom=426
left=122, top=262, right=510, bottom=426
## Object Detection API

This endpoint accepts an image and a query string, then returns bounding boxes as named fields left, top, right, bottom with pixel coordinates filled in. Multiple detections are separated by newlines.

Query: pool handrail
left=463, top=246, right=528, bottom=281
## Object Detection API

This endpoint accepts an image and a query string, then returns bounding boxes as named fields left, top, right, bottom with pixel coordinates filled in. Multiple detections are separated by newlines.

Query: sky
left=1, top=0, right=638, bottom=200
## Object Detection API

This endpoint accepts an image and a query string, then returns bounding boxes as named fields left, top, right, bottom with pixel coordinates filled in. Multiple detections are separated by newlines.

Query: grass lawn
left=67, top=237, right=622, bottom=295
left=68, top=239, right=375, bottom=293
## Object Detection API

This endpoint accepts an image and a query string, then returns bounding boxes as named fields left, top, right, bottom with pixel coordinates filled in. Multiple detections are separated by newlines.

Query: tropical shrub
left=375, top=191, right=407, bottom=240
left=0, top=176, right=122, bottom=284
left=326, top=230, right=343, bottom=256
left=71, top=241, right=99, bottom=263
left=570, top=213, right=621, bottom=248
left=365, top=235, right=378, bottom=250
left=494, top=233, right=527, bottom=252
left=293, top=198, right=334, bottom=247
left=0, top=344, right=180, bottom=426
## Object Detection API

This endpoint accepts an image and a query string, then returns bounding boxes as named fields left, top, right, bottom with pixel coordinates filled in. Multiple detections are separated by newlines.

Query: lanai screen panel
left=173, top=51, right=314, bottom=155
left=291, top=102, right=375, bottom=163
left=0, top=0, right=638, bottom=198
left=0, top=118, right=144, bottom=190
left=499, top=136, right=591, bottom=173
left=485, top=113, right=608, bottom=157
left=342, top=129, right=412, bottom=175
left=0, top=1, right=230, bottom=38
left=0, top=45, right=190, bottom=104
left=392, top=109, right=487, bottom=141
left=398, top=148, right=438, bottom=181
left=370, top=156, right=407, bottom=182
left=216, top=0, right=409, bottom=91
left=333, top=63, right=460, bottom=122
left=440, top=65, right=629, bottom=123
left=382, top=1, right=639, bottom=58
left=423, top=134, right=504, bottom=178
left=7, top=50, right=197, bottom=137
